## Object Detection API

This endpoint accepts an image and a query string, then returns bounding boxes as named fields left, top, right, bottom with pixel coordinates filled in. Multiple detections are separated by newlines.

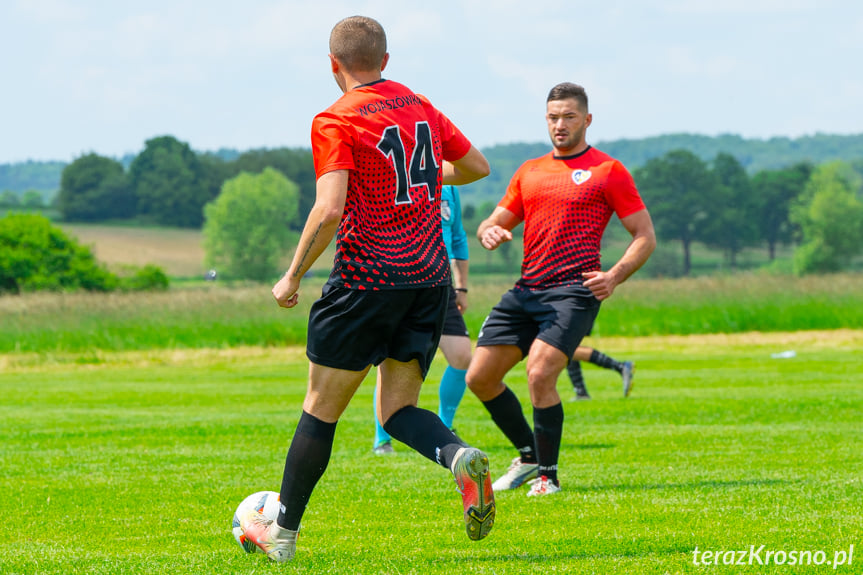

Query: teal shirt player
left=441, top=185, right=469, bottom=261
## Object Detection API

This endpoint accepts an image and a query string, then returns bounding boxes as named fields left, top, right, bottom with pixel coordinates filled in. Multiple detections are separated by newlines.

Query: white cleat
left=240, top=509, right=298, bottom=562
left=527, top=475, right=561, bottom=497
left=491, top=456, right=539, bottom=492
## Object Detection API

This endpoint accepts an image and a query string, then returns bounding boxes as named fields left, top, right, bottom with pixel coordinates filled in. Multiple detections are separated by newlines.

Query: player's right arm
left=442, top=145, right=490, bottom=185
left=582, top=208, right=656, bottom=301
left=477, top=206, right=520, bottom=251
left=272, top=169, right=348, bottom=308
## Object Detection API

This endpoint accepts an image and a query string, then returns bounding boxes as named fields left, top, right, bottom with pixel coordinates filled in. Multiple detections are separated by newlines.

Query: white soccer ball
left=231, top=490, right=281, bottom=553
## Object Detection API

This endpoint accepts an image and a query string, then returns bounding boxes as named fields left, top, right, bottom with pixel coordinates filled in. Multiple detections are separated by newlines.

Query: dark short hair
left=547, top=82, right=588, bottom=112
left=329, top=16, right=387, bottom=72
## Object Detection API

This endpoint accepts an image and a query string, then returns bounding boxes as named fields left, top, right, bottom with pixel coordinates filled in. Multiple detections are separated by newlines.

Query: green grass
left=2, top=332, right=862, bottom=574
left=2, top=273, right=862, bottom=354
left=590, top=273, right=863, bottom=337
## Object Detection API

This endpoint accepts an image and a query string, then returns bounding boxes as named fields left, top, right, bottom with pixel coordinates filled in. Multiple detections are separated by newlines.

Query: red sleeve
left=498, top=163, right=526, bottom=220
left=422, top=99, right=471, bottom=162
left=311, top=112, right=356, bottom=178
left=605, top=160, right=645, bottom=219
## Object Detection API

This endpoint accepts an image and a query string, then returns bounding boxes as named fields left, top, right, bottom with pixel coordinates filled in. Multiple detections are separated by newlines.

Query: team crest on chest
left=441, top=200, right=452, bottom=222
left=571, top=169, right=592, bottom=185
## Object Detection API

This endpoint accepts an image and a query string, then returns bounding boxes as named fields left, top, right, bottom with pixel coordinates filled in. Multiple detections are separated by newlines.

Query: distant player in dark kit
left=467, top=82, right=656, bottom=496
left=239, top=16, right=495, bottom=562
left=567, top=345, right=635, bottom=401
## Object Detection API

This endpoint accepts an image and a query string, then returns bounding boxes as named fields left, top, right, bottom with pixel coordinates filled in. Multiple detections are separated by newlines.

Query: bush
left=0, top=213, right=118, bottom=294
left=117, top=264, right=170, bottom=292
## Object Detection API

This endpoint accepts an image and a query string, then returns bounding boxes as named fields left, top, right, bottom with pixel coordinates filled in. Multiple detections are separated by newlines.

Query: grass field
left=4, top=224, right=862, bottom=573
left=2, top=272, right=862, bottom=354
left=2, top=331, right=862, bottom=574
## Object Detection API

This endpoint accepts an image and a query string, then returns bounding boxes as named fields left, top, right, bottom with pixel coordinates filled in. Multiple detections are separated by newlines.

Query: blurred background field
left=0, top=221, right=838, bottom=355
left=3, top=270, right=862, bottom=355
left=54, top=219, right=808, bottom=281
left=61, top=223, right=207, bottom=278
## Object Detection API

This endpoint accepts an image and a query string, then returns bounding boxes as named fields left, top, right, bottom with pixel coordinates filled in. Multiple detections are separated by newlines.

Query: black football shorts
left=442, top=285, right=469, bottom=337
left=476, top=285, right=600, bottom=359
left=306, top=282, right=448, bottom=378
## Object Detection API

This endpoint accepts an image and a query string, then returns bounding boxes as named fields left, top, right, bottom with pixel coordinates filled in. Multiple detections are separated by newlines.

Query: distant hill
left=601, top=132, right=863, bottom=172
left=4, top=133, right=863, bottom=205
left=458, top=132, right=863, bottom=205
left=0, top=160, right=66, bottom=199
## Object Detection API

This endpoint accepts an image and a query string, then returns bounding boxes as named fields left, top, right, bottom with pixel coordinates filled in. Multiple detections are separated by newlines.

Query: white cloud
left=2, top=0, right=863, bottom=162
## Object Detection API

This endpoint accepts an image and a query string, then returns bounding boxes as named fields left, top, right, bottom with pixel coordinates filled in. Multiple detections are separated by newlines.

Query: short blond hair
left=329, top=16, right=387, bottom=72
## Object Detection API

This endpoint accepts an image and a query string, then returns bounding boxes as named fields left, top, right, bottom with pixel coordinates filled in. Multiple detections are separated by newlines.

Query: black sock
left=482, top=386, right=536, bottom=464
left=384, top=405, right=466, bottom=469
left=533, top=402, right=564, bottom=484
left=590, top=349, right=622, bottom=373
left=277, top=411, right=337, bottom=531
left=567, top=360, right=589, bottom=395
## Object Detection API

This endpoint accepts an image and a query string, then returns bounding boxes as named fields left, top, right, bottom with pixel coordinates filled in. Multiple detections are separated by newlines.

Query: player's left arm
left=583, top=209, right=656, bottom=301
left=272, top=169, right=348, bottom=308
left=442, top=145, right=490, bottom=185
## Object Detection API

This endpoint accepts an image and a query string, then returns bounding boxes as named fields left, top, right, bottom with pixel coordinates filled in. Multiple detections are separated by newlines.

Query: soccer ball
left=231, top=490, right=280, bottom=553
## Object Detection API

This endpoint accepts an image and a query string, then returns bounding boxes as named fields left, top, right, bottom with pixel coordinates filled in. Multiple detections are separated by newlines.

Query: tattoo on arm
left=292, top=222, right=323, bottom=278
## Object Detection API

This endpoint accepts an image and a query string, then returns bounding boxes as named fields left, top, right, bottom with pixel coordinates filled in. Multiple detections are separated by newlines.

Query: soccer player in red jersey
left=466, top=82, right=656, bottom=496
left=239, top=16, right=495, bottom=561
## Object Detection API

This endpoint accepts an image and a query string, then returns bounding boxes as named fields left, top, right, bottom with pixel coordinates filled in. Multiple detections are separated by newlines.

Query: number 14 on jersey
left=377, top=121, right=440, bottom=205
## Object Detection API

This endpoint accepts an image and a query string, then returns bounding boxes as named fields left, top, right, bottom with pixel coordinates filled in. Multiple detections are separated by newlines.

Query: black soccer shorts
left=442, top=285, right=469, bottom=337
left=476, top=285, right=600, bottom=359
left=306, top=282, right=448, bottom=378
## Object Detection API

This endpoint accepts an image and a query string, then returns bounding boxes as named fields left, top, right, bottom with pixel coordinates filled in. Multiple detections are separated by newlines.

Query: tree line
left=632, top=151, right=861, bottom=276
left=13, top=134, right=863, bottom=284
left=460, top=151, right=862, bottom=277
left=6, top=132, right=863, bottom=197
left=51, top=135, right=315, bottom=228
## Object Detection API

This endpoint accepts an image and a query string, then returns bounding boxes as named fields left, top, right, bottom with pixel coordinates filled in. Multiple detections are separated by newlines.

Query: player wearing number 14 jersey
left=311, top=79, right=466, bottom=290
left=241, top=16, right=495, bottom=563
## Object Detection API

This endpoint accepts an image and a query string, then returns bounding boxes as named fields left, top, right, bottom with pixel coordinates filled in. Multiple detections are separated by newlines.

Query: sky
left=2, top=0, right=863, bottom=164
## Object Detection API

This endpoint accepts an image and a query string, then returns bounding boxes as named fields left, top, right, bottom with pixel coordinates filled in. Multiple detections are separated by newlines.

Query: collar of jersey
left=552, top=145, right=592, bottom=161
left=354, top=78, right=388, bottom=90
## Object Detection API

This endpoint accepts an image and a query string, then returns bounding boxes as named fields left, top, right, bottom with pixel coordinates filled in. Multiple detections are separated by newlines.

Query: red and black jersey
left=499, top=146, right=645, bottom=290
left=311, top=79, right=472, bottom=290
